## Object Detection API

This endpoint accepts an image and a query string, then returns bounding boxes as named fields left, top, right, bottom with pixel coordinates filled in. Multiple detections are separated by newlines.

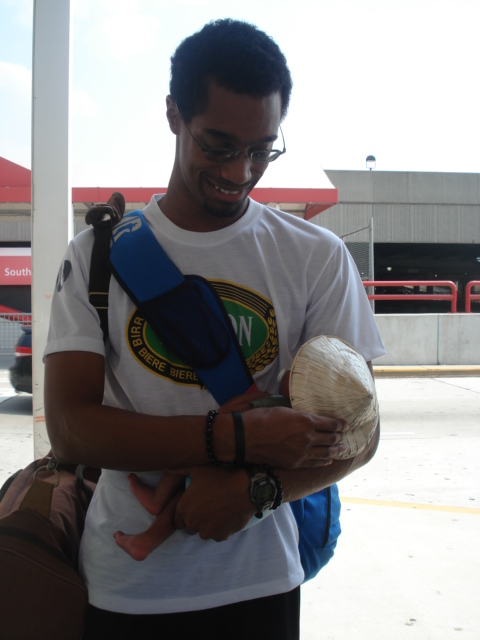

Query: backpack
left=0, top=455, right=99, bottom=639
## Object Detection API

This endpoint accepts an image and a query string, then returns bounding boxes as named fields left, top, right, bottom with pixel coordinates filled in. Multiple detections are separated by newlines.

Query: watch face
left=251, top=475, right=276, bottom=510
left=256, top=481, right=276, bottom=503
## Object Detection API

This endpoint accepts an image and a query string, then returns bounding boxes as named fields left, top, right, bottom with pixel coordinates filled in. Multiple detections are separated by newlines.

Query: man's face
left=167, top=83, right=283, bottom=228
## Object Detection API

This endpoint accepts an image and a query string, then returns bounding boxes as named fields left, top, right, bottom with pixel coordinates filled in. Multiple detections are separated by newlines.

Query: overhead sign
left=0, top=248, right=32, bottom=285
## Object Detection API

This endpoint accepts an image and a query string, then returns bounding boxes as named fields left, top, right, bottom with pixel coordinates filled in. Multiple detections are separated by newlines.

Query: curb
left=373, top=365, right=480, bottom=378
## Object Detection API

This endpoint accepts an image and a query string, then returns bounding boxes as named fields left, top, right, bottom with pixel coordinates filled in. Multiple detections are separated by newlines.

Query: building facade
left=1, top=157, right=479, bottom=314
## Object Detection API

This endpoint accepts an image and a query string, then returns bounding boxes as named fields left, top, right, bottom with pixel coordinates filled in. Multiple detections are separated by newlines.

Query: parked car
left=9, top=326, right=32, bottom=393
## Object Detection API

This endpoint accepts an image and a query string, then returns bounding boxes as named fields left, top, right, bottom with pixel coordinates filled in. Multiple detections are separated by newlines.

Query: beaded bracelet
left=263, top=464, right=284, bottom=510
left=205, top=409, right=221, bottom=466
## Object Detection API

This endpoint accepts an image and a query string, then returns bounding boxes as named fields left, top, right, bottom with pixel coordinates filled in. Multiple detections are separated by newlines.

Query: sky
left=1, top=0, right=480, bottom=189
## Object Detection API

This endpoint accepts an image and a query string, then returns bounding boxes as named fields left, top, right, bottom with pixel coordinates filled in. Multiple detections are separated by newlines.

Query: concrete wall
left=374, top=314, right=480, bottom=365
left=316, top=170, right=480, bottom=244
left=314, top=202, right=480, bottom=244
left=324, top=170, right=480, bottom=206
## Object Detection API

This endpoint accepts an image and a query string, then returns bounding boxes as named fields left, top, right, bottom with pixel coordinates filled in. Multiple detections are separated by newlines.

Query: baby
left=113, top=385, right=285, bottom=561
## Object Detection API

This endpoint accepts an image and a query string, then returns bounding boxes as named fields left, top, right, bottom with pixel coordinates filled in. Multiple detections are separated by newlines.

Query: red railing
left=362, top=281, right=458, bottom=313
left=0, top=310, right=32, bottom=325
left=465, top=281, right=480, bottom=313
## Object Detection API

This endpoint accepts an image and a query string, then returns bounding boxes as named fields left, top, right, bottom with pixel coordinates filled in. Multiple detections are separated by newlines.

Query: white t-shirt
left=45, top=195, right=385, bottom=614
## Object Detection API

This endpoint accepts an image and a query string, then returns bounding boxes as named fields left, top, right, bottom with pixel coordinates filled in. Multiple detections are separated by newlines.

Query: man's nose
left=219, top=154, right=254, bottom=186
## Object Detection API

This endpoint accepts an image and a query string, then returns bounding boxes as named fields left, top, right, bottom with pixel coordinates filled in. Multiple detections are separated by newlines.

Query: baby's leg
left=113, top=493, right=180, bottom=561
left=126, top=473, right=163, bottom=514
left=113, top=473, right=185, bottom=561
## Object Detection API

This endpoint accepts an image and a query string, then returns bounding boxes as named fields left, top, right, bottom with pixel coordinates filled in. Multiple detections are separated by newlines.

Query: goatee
left=202, top=199, right=247, bottom=219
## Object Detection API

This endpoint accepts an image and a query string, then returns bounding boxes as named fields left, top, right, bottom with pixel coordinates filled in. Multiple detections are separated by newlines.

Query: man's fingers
left=241, top=406, right=353, bottom=469
left=314, top=425, right=349, bottom=447
left=173, top=504, right=186, bottom=531
left=153, top=473, right=188, bottom=512
left=313, top=416, right=348, bottom=434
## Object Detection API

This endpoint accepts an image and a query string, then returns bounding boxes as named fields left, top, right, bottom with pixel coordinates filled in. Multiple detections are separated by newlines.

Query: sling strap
left=107, top=211, right=254, bottom=405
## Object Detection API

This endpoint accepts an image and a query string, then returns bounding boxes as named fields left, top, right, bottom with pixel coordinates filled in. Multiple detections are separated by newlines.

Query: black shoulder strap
left=85, top=193, right=125, bottom=342
left=88, top=222, right=112, bottom=341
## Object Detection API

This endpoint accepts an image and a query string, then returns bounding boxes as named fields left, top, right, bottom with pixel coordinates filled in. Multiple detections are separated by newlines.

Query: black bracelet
left=263, top=464, right=284, bottom=510
left=205, top=410, right=221, bottom=466
left=232, top=412, right=245, bottom=467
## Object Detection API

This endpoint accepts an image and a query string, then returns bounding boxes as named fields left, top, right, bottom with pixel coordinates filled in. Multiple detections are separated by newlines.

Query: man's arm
left=170, top=424, right=378, bottom=541
left=172, top=361, right=379, bottom=540
left=276, top=413, right=379, bottom=502
left=44, top=351, right=349, bottom=471
left=45, top=351, right=206, bottom=470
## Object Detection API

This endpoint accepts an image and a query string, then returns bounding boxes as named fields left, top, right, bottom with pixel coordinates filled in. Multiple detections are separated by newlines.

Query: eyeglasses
left=175, top=104, right=286, bottom=164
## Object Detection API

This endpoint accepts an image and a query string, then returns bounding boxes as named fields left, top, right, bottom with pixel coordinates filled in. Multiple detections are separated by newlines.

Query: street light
left=365, top=155, right=376, bottom=310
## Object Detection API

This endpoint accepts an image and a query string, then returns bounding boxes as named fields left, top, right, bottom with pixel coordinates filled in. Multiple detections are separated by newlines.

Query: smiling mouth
left=206, top=176, right=252, bottom=195
left=214, top=185, right=241, bottom=195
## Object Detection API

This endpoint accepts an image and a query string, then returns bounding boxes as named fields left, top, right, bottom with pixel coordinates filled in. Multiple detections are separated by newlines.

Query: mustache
left=205, top=176, right=255, bottom=190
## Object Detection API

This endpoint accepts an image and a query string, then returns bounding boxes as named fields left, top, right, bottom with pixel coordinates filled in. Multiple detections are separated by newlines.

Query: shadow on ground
left=0, top=394, right=33, bottom=416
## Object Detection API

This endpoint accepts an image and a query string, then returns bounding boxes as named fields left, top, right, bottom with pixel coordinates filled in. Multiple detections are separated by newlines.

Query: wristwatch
left=245, top=465, right=277, bottom=518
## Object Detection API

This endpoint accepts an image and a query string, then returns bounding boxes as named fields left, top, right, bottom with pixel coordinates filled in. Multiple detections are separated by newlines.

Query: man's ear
left=166, top=96, right=180, bottom=134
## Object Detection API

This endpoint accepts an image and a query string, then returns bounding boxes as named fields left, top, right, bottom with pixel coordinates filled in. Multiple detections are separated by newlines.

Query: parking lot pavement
left=0, top=353, right=34, bottom=484
left=301, top=376, right=480, bottom=640
left=0, top=353, right=16, bottom=405
left=0, top=368, right=478, bottom=638
left=301, top=501, right=479, bottom=639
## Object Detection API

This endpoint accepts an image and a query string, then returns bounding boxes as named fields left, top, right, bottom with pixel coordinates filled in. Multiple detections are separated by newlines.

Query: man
left=44, top=19, right=385, bottom=639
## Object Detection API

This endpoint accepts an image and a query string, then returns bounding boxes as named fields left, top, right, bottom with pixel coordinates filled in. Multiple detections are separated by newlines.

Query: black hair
left=170, top=19, right=292, bottom=122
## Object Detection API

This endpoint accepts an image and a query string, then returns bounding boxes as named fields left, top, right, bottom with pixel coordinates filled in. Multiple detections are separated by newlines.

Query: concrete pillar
left=31, top=0, right=72, bottom=457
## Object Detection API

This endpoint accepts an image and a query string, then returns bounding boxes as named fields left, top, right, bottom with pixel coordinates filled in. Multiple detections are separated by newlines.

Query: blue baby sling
left=93, top=208, right=341, bottom=582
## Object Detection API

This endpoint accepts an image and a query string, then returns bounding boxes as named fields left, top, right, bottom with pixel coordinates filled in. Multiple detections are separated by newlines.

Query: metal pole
left=369, top=216, right=375, bottom=313
left=31, top=0, right=72, bottom=457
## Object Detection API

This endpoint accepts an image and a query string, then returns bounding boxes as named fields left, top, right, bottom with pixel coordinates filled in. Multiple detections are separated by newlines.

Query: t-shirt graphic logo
left=126, top=280, right=279, bottom=386
left=56, top=259, right=72, bottom=292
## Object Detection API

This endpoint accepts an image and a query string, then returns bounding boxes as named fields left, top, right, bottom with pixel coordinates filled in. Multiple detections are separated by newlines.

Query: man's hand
left=172, top=466, right=257, bottom=542
left=215, top=389, right=349, bottom=469
left=234, top=406, right=348, bottom=469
